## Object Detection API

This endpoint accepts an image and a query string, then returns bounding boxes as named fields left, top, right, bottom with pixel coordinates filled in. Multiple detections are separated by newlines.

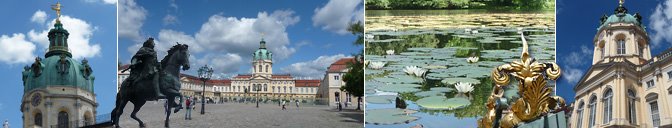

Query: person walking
left=295, top=99, right=300, bottom=109
left=281, top=100, right=287, bottom=110
left=185, top=97, right=192, bottom=120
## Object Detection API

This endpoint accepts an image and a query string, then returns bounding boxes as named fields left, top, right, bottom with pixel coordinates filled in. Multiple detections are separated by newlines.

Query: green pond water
left=365, top=10, right=555, bottom=127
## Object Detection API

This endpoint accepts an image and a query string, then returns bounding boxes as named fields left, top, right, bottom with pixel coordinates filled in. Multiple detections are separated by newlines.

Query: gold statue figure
left=478, top=33, right=564, bottom=128
left=51, top=2, right=62, bottom=22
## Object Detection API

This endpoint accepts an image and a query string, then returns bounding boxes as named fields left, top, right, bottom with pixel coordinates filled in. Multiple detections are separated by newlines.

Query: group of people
left=280, top=99, right=300, bottom=110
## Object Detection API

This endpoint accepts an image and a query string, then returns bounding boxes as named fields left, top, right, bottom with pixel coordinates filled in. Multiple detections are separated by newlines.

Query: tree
left=347, top=21, right=364, bottom=46
left=341, top=55, right=364, bottom=111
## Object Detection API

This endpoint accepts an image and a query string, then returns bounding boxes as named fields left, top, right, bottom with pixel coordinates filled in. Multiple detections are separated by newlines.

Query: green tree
left=342, top=54, right=364, bottom=110
left=347, top=21, right=364, bottom=45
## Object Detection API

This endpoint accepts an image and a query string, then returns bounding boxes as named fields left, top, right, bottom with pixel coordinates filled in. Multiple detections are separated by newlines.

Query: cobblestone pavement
left=116, top=101, right=363, bottom=128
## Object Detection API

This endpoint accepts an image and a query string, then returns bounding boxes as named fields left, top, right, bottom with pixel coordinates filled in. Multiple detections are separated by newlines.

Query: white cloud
left=83, top=0, right=117, bottom=5
left=0, top=33, right=37, bottom=64
left=169, top=0, right=178, bottom=10
left=280, top=54, right=349, bottom=79
left=563, top=45, right=592, bottom=66
left=650, top=0, right=672, bottom=47
left=31, top=10, right=47, bottom=24
left=312, top=0, right=363, bottom=34
left=119, top=0, right=147, bottom=41
left=562, top=68, right=584, bottom=84
left=28, top=15, right=101, bottom=59
left=163, top=14, right=179, bottom=25
left=196, top=53, right=244, bottom=74
left=194, top=10, right=299, bottom=60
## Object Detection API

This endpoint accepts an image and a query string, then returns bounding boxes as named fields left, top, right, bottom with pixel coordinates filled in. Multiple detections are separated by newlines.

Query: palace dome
left=253, top=39, right=273, bottom=60
left=598, top=4, right=646, bottom=30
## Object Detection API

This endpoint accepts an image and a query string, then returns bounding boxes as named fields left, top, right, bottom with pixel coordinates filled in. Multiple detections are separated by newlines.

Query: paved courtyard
left=116, top=101, right=363, bottom=128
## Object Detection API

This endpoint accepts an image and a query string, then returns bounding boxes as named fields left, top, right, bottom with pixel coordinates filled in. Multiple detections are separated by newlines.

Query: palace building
left=21, top=6, right=98, bottom=128
left=319, top=58, right=357, bottom=107
left=571, top=2, right=672, bottom=128
left=119, top=38, right=324, bottom=103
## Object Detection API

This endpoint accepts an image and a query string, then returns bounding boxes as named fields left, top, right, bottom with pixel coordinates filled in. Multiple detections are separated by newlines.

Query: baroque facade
left=21, top=9, right=97, bottom=128
left=571, top=2, right=672, bottom=128
left=119, top=39, right=322, bottom=102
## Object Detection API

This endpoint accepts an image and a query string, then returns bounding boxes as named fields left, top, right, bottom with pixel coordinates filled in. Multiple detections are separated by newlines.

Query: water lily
left=467, top=56, right=479, bottom=63
left=455, top=82, right=474, bottom=94
left=403, top=66, right=426, bottom=77
left=386, top=50, right=395, bottom=55
left=369, top=61, right=386, bottom=69
left=365, top=34, right=374, bottom=40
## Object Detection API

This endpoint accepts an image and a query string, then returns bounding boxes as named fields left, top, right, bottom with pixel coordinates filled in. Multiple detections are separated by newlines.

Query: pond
left=364, top=10, right=555, bottom=128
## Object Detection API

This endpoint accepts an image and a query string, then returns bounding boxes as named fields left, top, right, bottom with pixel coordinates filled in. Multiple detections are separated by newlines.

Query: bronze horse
left=112, top=43, right=190, bottom=128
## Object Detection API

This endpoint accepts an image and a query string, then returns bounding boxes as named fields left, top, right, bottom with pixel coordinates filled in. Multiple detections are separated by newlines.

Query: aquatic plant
left=455, top=82, right=474, bottom=94
left=467, top=56, right=479, bottom=63
left=403, top=66, right=426, bottom=77
left=369, top=61, right=387, bottom=69
left=386, top=50, right=395, bottom=55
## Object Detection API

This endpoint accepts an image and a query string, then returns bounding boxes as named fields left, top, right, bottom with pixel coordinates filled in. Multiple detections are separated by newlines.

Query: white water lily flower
left=386, top=50, right=395, bottom=55
left=369, top=62, right=386, bottom=69
left=455, top=82, right=474, bottom=94
left=403, top=66, right=426, bottom=77
left=467, top=56, right=479, bottom=63
left=464, top=28, right=471, bottom=33
left=365, top=34, right=374, bottom=40
left=471, top=30, right=479, bottom=34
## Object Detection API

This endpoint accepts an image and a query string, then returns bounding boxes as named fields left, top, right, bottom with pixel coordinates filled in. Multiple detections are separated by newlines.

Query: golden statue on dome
left=51, top=2, right=62, bottom=22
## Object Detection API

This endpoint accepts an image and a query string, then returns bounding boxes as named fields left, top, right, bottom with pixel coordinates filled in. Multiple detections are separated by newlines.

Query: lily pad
left=378, top=84, right=422, bottom=93
left=365, top=108, right=419, bottom=125
left=416, top=96, right=471, bottom=110
left=366, top=95, right=397, bottom=104
left=441, top=77, right=481, bottom=85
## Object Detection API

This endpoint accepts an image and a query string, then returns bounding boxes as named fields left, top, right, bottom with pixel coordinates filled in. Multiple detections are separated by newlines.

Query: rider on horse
left=124, top=37, right=164, bottom=99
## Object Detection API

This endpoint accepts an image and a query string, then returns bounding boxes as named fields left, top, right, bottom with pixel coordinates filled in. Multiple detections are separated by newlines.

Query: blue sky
left=0, top=0, right=116, bottom=127
left=118, top=0, right=363, bottom=80
left=556, top=0, right=672, bottom=103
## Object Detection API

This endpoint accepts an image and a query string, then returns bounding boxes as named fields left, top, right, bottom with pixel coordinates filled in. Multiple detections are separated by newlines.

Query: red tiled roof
left=294, top=80, right=320, bottom=87
left=327, top=58, right=354, bottom=72
left=118, top=64, right=130, bottom=71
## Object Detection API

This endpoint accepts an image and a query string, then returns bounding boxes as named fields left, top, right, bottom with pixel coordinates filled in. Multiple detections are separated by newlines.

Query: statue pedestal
left=518, top=112, right=567, bottom=128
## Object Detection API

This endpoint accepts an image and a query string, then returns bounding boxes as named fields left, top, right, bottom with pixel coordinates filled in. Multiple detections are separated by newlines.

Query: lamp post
left=256, top=84, right=261, bottom=108
left=198, top=65, right=214, bottom=115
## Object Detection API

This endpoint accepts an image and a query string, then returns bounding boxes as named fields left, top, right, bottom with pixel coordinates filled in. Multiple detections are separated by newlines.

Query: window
left=617, top=39, right=626, bottom=55
left=258, top=65, right=262, bottom=72
left=603, top=89, right=613, bottom=124
left=577, top=102, right=584, bottom=128
left=346, top=93, right=352, bottom=102
left=646, top=80, right=655, bottom=88
left=628, top=90, right=637, bottom=125
left=265, top=65, right=269, bottom=73
left=34, top=113, right=42, bottom=127
left=639, top=45, right=644, bottom=58
left=58, top=111, right=69, bottom=128
left=264, top=84, right=267, bottom=91
left=667, top=71, right=672, bottom=80
left=283, top=86, right=287, bottom=93
left=589, top=96, right=597, bottom=127
left=334, top=75, right=339, bottom=80
left=601, top=47, right=605, bottom=59
left=650, top=101, right=660, bottom=127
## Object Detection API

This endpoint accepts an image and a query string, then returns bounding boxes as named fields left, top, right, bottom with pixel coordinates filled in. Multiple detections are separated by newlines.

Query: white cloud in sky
left=28, top=15, right=101, bottom=59
left=280, top=54, right=349, bottom=79
left=83, top=0, right=117, bottom=5
left=119, top=0, right=147, bottom=41
left=561, top=45, right=592, bottom=84
left=312, top=0, right=363, bottom=34
left=31, top=10, right=47, bottom=24
left=163, top=14, right=179, bottom=25
left=0, top=33, right=37, bottom=64
left=562, top=68, right=584, bottom=84
left=650, top=0, right=672, bottom=47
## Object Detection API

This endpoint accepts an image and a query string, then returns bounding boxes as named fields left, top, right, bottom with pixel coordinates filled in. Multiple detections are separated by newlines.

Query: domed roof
left=22, top=19, right=95, bottom=93
left=253, top=39, right=272, bottom=60
left=598, top=4, right=645, bottom=30
left=23, top=56, right=95, bottom=93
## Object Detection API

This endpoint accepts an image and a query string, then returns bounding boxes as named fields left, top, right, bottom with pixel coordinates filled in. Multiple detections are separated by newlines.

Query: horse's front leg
left=165, top=97, right=173, bottom=128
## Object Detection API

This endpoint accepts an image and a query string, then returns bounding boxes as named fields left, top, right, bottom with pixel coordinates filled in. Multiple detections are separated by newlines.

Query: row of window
left=599, top=39, right=645, bottom=58
left=232, top=81, right=293, bottom=85
left=254, top=64, right=270, bottom=73
left=211, top=85, right=316, bottom=94
left=575, top=89, right=660, bottom=128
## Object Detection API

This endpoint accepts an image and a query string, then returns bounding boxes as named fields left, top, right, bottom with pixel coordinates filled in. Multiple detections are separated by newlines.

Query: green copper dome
left=253, top=39, right=273, bottom=60
left=598, top=4, right=645, bottom=30
left=22, top=21, right=95, bottom=93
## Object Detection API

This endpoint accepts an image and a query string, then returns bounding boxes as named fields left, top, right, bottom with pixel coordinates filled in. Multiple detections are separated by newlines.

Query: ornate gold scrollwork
left=478, top=34, right=563, bottom=128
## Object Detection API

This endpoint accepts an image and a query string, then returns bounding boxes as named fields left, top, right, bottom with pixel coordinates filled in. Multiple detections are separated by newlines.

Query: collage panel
left=556, top=0, right=672, bottom=128
left=363, top=0, right=557, bottom=128
left=0, top=0, right=117, bottom=128
left=114, top=0, right=364, bottom=128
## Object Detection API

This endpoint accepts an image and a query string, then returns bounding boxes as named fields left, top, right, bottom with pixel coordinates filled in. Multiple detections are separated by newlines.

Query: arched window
left=58, top=111, right=69, bottom=128
left=576, top=101, right=585, bottom=128
left=264, top=84, right=267, bottom=91
left=603, top=89, right=613, bottom=124
left=588, top=95, right=597, bottom=127
left=617, top=39, right=626, bottom=55
left=265, top=65, right=269, bottom=73
left=647, top=93, right=660, bottom=127
left=283, top=86, right=287, bottom=93
left=258, top=65, right=262, bottom=73
left=34, top=112, right=42, bottom=127
left=627, top=89, right=637, bottom=125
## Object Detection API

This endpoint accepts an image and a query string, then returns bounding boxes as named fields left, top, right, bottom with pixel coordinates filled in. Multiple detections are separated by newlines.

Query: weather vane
left=619, top=0, right=624, bottom=6
left=51, top=2, right=62, bottom=22
left=261, top=32, right=265, bottom=40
